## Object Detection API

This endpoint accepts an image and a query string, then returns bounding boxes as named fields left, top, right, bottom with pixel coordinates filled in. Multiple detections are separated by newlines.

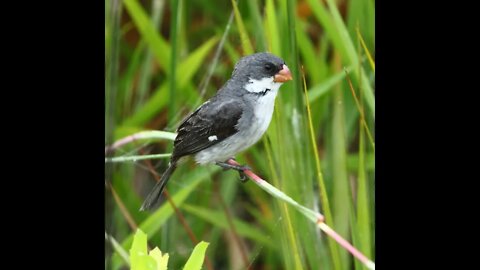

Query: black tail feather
left=140, top=161, right=177, bottom=211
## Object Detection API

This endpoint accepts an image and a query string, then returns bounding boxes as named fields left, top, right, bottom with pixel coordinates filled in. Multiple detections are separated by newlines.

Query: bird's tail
left=140, top=161, right=177, bottom=211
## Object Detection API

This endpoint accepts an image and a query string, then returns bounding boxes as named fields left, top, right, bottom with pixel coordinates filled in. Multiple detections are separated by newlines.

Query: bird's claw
left=235, top=165, right=250, bottom=183
left=215, top=161, right=250, bottom=183
left=238, top=171, right=248, bottom=182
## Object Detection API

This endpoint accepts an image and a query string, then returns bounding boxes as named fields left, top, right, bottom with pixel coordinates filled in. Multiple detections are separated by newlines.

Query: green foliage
left=130, top=229, right=160, bottom=270
left=130, top=229, right=208, bottom=270
left=183, top=241, right=210, bottom=270
left=105, top=0, right=375, bottom=269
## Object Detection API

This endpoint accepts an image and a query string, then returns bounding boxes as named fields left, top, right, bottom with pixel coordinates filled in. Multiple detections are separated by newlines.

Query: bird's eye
left=264, top=63, right=273, bottom=71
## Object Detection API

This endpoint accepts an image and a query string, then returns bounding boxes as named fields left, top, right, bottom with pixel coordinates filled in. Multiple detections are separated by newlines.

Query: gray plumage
left=140, top=52, right=292, bottom=211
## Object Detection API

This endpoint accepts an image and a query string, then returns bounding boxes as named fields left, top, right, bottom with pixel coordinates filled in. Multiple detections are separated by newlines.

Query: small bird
left=140, top=52, right=293, bottom=211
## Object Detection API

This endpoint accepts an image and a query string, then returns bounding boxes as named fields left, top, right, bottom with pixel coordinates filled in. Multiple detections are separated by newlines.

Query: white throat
left=243, top=77, right=283, bottom=147
left=244, top=77, right=283, bottom=94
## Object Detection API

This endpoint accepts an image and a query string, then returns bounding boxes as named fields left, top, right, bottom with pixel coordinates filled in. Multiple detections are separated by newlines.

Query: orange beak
left=273, top=64, right=293, bottom=83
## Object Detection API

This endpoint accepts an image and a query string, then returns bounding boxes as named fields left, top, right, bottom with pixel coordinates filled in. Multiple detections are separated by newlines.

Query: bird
left=140, top=52, right=293, bottom=211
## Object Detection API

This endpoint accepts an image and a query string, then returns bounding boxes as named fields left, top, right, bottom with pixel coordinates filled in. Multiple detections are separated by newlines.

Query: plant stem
left=226, top=159, right=375, bottom=270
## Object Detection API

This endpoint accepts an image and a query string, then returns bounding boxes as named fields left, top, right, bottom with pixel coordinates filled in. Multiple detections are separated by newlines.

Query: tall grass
left=105, top=0, right=375, bottom=269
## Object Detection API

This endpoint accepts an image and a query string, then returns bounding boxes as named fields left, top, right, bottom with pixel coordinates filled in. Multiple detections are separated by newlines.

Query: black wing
left=171, top=96, right=243, bottom=160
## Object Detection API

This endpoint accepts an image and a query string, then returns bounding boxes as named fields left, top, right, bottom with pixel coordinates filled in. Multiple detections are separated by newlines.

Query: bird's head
left=231, top=52, right=293, bottom=94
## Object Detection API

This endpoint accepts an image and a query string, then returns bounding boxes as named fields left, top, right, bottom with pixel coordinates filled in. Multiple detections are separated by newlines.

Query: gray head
left=231, top=52, right=293, bottom=83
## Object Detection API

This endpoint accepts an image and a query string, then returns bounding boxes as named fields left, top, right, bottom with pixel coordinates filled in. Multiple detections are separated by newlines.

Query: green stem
left=105, top=153, right=171, bottom=163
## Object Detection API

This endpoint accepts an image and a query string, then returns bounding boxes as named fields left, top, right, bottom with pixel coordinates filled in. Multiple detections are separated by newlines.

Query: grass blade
left=302, top=70, right=342, bottom=270
left=356, top=117, right=373, bottom=267
left=329, top=53, right=351, bottom=267
left=264, top=0, right=281, bottom=54
left=121, top=37, right=218, bottom=127
left=123, top=0, right=170, bottom=71
left=308, top=66, right=352, bottom=103
left=247, top=0, right=266, bottom=51
left=231, top=0, right=254, bottom=55
left=169, top=0, right=181, bottom=123
left=135, top=0, right=166, bottom=109
left=305, top=0, right=375, bottom=117
left=357, top=25, right=375, bottom=72
left=183, top=241, right=210, bottom=270
left=106, top=232, right=130, bottom=266
left=324, top=0, right=375, bottom=117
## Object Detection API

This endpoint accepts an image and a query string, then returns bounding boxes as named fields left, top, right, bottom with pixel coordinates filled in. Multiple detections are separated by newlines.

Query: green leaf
left=176, top=37, right=219, bottom=90
left=123, top=0, right=170, bottom=71
left=308, top=68, right=350, bottom=103
left=247, top=0, right=266, bottom=51
left=231, top=0, right=254, bottom=55
left=130, top=229, right=157, bottom=270
left=264, top=0, right=281, bottom=54
left=183, top=241, right=210, bottom=270
left=149, top=247, right=169, bottom=270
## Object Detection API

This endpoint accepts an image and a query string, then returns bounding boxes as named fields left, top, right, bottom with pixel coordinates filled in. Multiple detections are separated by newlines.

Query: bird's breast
left=194, top=90, right=278, bottom=165
left=235, top=88, right=278, bottom=153
left=250, top=90, right=277, bottom=137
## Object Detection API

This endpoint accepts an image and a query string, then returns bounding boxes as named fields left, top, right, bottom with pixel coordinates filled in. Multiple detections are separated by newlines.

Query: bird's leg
left=215, top=161, right=251, bottom=183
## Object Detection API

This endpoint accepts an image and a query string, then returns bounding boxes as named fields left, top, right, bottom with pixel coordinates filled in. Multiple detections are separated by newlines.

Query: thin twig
left=226, top=159, right=375, bottom=270
left=301, top=66, right=342, bottom=269
left=356, top=25, right=375, bottom=72
left=197, top=9, right=235, bottom=100
left=317, top=222, right=375, bottom=269
left=344, top=68, right=375, bottom=150
left=107, top=181, right=138, bottom=231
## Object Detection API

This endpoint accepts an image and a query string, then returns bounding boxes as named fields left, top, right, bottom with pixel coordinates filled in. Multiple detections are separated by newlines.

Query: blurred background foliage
left=105, top=0, right=375, bottom=269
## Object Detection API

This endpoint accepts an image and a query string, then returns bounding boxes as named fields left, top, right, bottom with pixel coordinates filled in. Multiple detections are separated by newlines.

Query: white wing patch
left=208, top=135, right=218, bottom=141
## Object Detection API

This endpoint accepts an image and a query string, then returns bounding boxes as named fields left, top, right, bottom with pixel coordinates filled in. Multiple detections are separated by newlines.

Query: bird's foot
left=215, top=161, right=251, bottom=183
